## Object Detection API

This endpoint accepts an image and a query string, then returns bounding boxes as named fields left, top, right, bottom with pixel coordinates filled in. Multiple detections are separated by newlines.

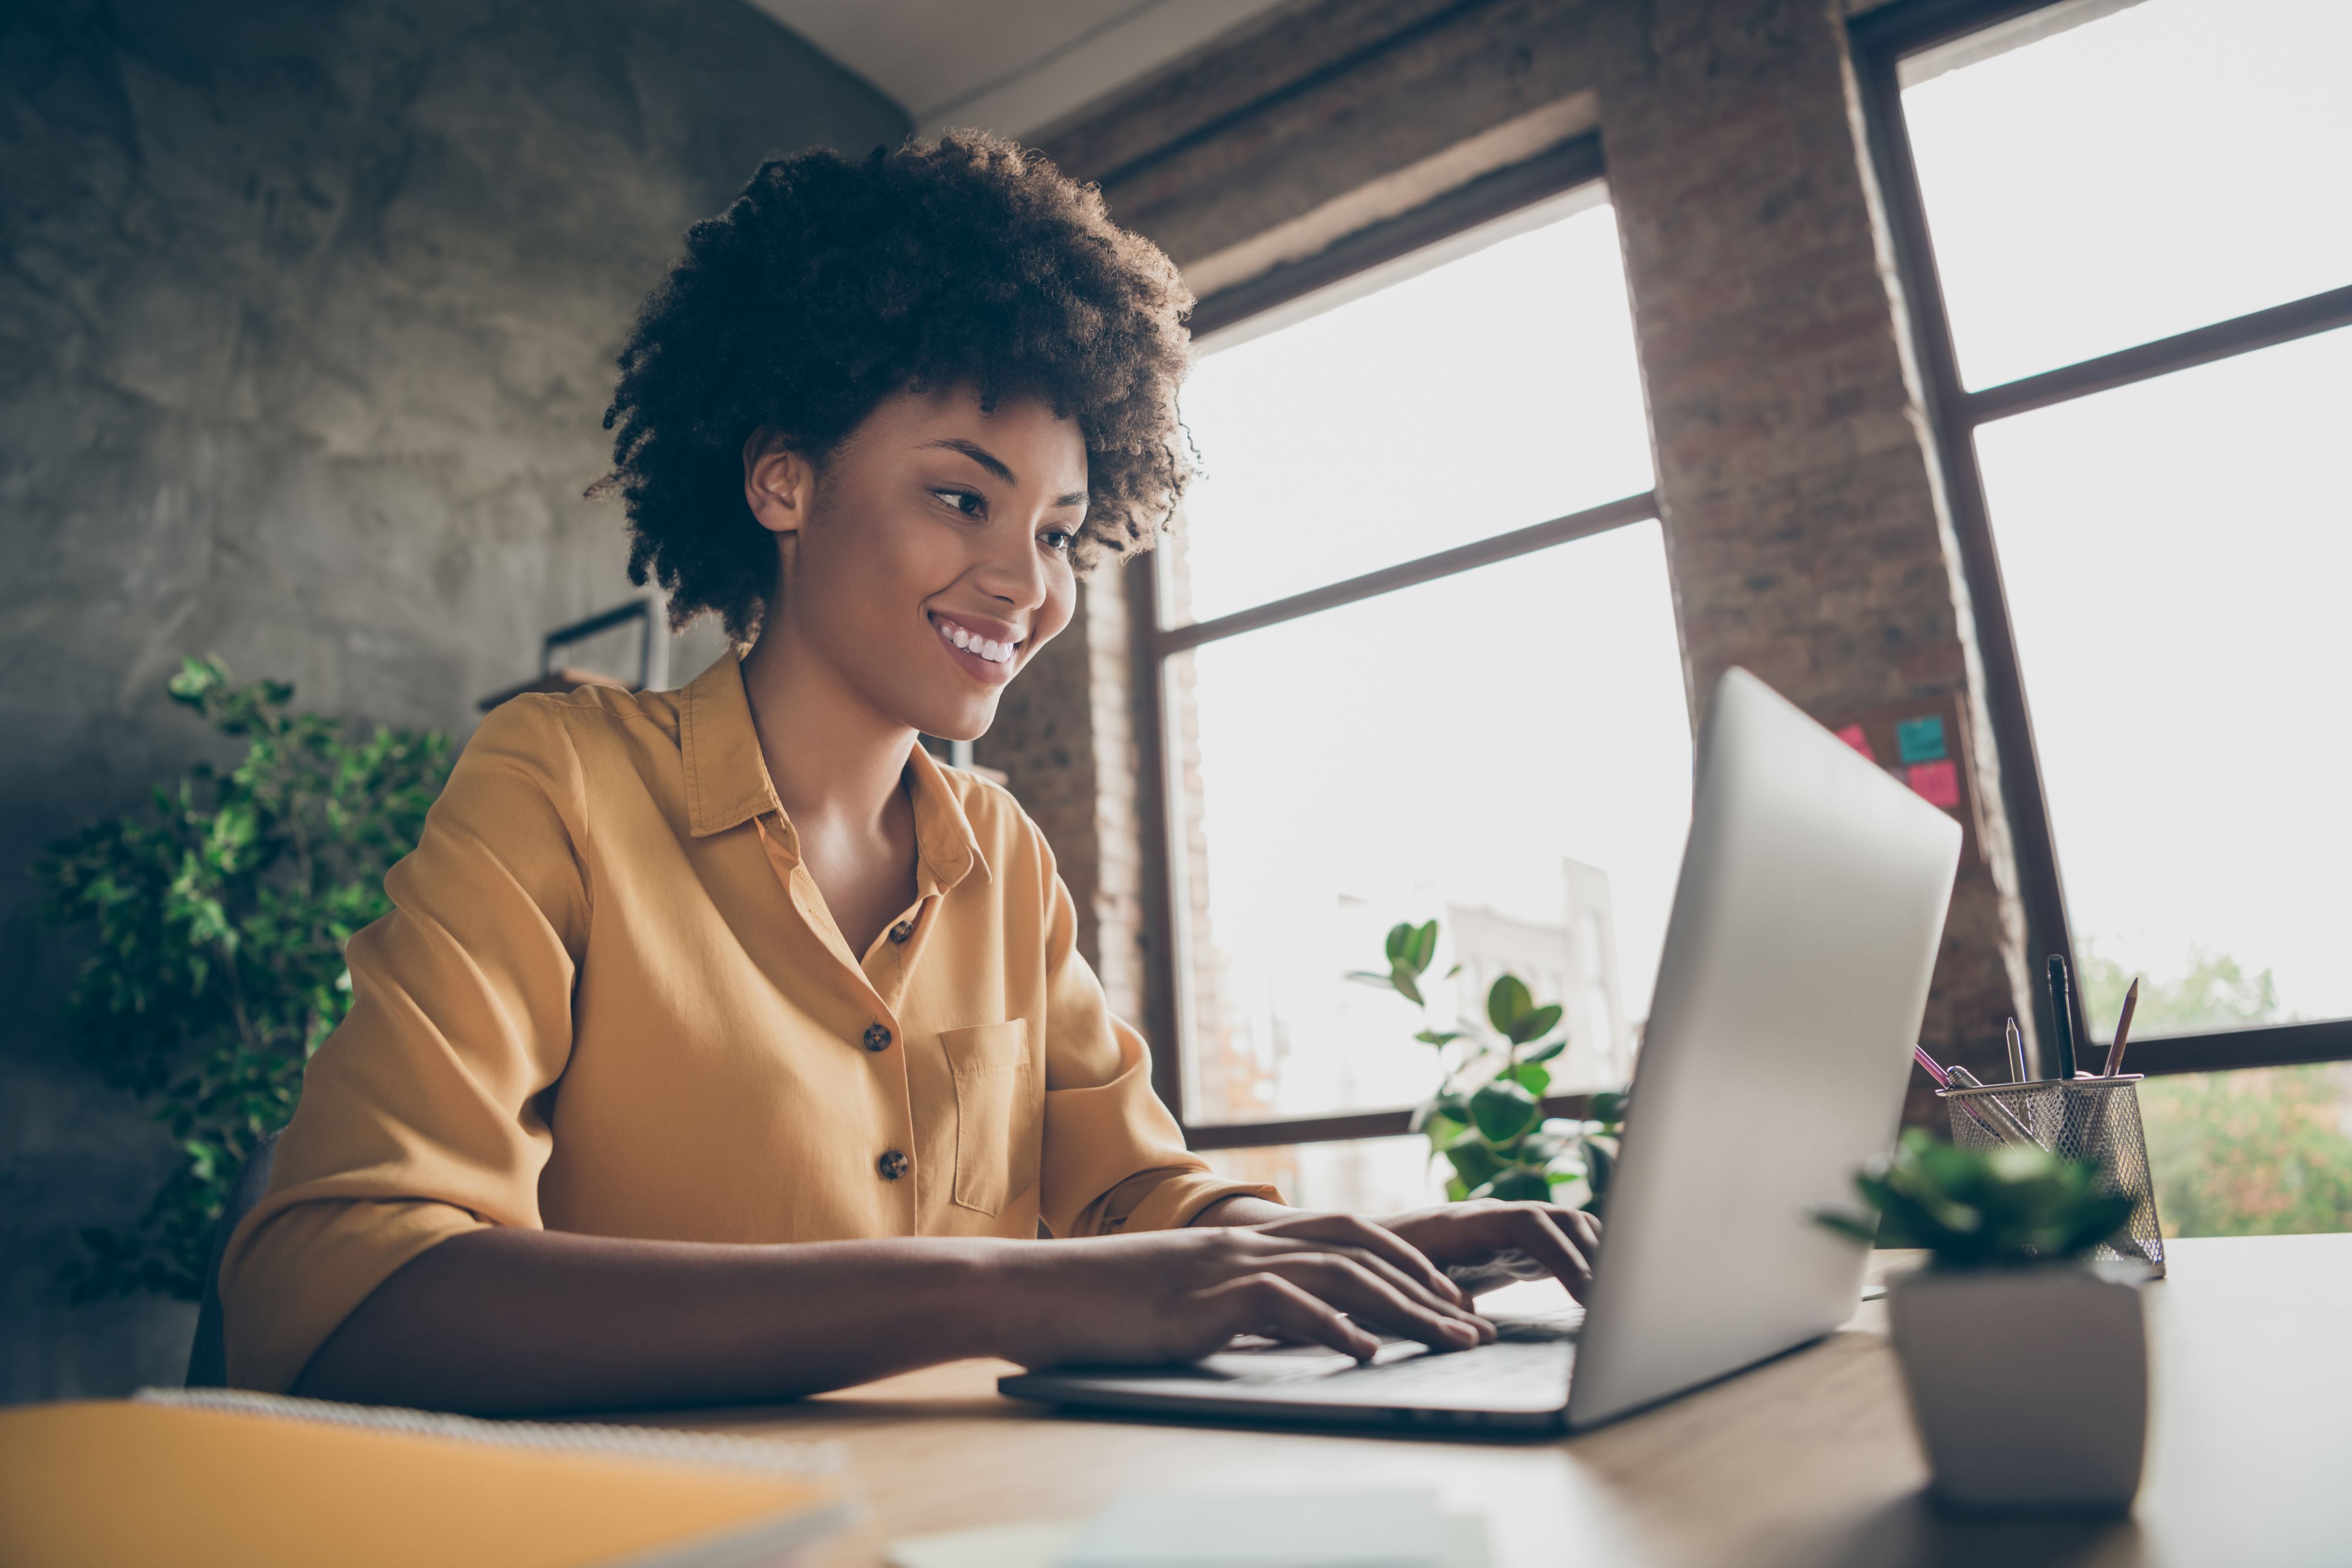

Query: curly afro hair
left=593, top=131, right=1198, bottom=642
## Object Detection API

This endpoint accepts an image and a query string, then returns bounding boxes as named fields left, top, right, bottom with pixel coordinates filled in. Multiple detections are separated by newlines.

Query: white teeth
left=937, top=617, right=1016, bottom=664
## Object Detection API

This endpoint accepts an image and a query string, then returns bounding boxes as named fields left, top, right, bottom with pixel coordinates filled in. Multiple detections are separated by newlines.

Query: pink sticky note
left=1908, top=759, right=1961, bottom=809
left=1836, top=724, right=1875, bottom=761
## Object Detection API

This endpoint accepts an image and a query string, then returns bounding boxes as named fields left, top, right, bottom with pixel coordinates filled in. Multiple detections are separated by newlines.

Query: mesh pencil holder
left=1937, top=1075, right=2166, bottom=1277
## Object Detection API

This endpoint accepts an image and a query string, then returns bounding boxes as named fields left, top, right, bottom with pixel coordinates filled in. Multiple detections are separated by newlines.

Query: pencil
left=2102, top=977, right=2140, bottom=1077
left=2005, top=1017, right=2027, bottom=1084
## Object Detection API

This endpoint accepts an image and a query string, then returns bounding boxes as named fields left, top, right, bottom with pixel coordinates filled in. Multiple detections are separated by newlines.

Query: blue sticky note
left=1896, top=715, right=1946, bottom=764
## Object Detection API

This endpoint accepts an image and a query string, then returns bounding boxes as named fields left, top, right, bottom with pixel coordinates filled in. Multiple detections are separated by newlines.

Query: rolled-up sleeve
left=219, top=698, right=592, bottom=1393
left=1030, top=840, right=1279, bottom=1239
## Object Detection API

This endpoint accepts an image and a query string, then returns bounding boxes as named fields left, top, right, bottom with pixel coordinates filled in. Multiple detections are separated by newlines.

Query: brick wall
left=1592, top=0, right=2033, bottom=1094
left=1024, top=0, right=2036, bottom=1114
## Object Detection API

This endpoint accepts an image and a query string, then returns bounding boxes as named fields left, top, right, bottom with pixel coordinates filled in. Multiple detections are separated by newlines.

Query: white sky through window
left=1171, top=199, right=1690, bottom=1121
left=1177, top=202, right=1657, bottom=625
left=1902, top=0, right=2352, bottom=390
left=1905, top=0, right=2352, bottom=1026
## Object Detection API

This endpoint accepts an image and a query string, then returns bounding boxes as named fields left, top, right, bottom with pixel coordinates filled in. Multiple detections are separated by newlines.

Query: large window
left=1138, top=160, right=1687, bottom=1208
left=1855, top=0, right=2352, bottom=1232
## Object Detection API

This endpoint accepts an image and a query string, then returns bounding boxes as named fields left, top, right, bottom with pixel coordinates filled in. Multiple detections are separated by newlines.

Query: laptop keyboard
left=1318, top=1340, right=1575, bottom=1402
left=1186, top=1305, right=1583, bottom=1409
left=1491, top=1306, right=1585, bottom=1343
left=1008, top=1291, right=1887, bottom=1419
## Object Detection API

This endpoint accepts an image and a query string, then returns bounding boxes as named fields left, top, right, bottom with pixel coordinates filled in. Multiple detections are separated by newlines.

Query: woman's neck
left=737, top=620, right=916, bottom=835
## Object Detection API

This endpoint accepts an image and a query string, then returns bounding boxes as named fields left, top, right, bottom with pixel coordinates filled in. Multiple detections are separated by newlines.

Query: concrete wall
left=0, top=0, right=906, bottom=1403
left=1014, top=0, right=2038, bottom=1118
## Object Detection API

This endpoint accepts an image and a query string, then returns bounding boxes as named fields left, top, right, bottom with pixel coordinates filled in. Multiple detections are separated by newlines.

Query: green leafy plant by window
left=1814, top=1128, right=2133, bottom=1269
left=34, top=657, right=450, bottom=1301
left=1353, top=918, right=1628, bottom=1211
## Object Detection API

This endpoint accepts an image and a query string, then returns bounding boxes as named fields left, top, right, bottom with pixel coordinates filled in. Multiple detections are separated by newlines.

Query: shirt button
left=862, top=1023, right=893, bottom=1053
left=877, top=1150, right=910, bottom=1181
left=888, top=920, right=914, bottom=944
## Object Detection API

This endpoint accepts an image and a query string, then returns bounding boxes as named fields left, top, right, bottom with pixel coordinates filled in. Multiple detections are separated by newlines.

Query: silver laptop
left=1000, top=667, right=1963, bottom=1433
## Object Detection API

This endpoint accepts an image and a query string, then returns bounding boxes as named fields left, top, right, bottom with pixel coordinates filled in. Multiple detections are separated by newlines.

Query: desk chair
left=183, top=1129, right=280, bottom=1388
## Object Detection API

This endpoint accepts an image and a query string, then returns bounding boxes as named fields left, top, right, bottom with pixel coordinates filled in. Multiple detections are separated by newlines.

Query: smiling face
left=743, top=383, right=1087, bottom=743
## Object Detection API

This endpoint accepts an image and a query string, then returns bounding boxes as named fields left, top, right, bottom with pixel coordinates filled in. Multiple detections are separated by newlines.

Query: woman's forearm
left=290, top=1226, right=1018, bottom=1413
left=1191, top=1193, right=1293, bottom=1226
left=288, top=1206, right=1494, bottom=1415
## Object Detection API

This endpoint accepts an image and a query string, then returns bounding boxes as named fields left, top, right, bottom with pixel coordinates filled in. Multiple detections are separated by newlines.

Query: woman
left=221, top=133, right=1601, bottom=1413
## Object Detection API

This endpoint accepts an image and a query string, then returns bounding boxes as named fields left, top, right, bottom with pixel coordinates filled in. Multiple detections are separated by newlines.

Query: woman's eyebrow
left=922, top=437, right=1088, bottom=507
left=921, top=437, right=1014, bottom=484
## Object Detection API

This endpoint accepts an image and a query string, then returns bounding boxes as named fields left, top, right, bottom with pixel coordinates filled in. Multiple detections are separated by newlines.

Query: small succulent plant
left=1816, top=1128, right=2134, bottom=1269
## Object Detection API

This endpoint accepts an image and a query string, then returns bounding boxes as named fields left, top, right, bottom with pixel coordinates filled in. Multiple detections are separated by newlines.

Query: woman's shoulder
left=470, top=683, right=683, bottom=753
left=455, top=686, right=686, bottom=813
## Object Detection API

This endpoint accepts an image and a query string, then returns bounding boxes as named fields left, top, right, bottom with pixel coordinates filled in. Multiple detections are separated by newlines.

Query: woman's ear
left=743, top=429, right=817, bottom=537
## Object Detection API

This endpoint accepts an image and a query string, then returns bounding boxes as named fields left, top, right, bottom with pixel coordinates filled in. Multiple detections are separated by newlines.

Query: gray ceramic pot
left=1887, top=1262, right=2149, bottom=1512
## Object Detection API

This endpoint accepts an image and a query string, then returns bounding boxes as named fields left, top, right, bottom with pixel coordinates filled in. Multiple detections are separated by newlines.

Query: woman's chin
left=904, top=695, right=997, bottom=749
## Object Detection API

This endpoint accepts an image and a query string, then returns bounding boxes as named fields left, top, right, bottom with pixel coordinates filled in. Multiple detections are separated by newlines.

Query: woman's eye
left=1040, top=530, right=1075, bottom=555
left=933, top=489, right=985, bottom=518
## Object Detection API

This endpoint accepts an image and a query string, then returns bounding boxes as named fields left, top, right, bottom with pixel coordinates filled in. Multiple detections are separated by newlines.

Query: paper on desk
left=885, top=1493, right=1488, bottom=1568
left=1063, top=1492, right=1444, bottom=1568
left=886, top=1519, right=1085, bottom=1568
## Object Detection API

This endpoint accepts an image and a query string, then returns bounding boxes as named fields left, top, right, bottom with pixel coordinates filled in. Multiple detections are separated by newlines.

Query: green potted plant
left=1353, top=919, right=1628, bottom=1215
left=34, top=657, right=449, bottom=1301
left=1816, top=1129, right=2148, bottom=1512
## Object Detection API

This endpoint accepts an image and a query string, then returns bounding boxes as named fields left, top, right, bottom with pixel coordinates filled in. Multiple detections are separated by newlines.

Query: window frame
left=1848, top=0, right=2352, bottom=1078
left=1128, top=132, right=1658, bottom=1149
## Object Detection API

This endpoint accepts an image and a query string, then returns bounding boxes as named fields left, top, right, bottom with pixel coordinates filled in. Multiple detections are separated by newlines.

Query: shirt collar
left=903, top=739, right=991, bottom=895
left=681, top=651, right=990, bottom=892
left=681, top=651, right=780, bottom=839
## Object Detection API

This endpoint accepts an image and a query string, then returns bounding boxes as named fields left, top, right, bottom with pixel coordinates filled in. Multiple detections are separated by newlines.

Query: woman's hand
left=985, top=1221, right=1495, bottom=1371
left=1375, top=1200, right=1604, bottom=1301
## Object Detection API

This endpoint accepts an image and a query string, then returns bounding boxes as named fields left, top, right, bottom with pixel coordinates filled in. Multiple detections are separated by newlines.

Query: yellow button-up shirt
left=221, top=653, right=1272, bottom=1393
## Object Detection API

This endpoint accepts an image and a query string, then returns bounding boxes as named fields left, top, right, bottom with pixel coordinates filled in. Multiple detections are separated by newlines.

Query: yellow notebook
left=0, top=1387, right=860, bottom=1568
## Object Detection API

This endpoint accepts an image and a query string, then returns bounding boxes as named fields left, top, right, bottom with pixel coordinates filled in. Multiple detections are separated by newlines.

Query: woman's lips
left=931, top=614, right=1021, bottom=686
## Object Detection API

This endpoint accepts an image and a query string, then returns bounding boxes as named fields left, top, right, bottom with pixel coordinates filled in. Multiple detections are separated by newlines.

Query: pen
left=2046, top=954, right=2079, bottom=1080
left=2004, top=1017, right=2027, bottom=1084
left=2102, top=977, right=2140, bottom=1077
left=1915, top=1044, right=2034, bottom=1146
left=1945, top=1062, right=2042, bottom=1148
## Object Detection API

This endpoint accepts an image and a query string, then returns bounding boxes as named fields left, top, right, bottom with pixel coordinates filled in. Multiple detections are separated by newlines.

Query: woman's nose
left=975, top=522, right=1049, bottom=608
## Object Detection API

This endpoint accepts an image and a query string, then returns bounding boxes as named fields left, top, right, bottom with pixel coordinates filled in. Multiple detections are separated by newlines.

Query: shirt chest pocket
left=939, top=1021, right=1038, bottom=1216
